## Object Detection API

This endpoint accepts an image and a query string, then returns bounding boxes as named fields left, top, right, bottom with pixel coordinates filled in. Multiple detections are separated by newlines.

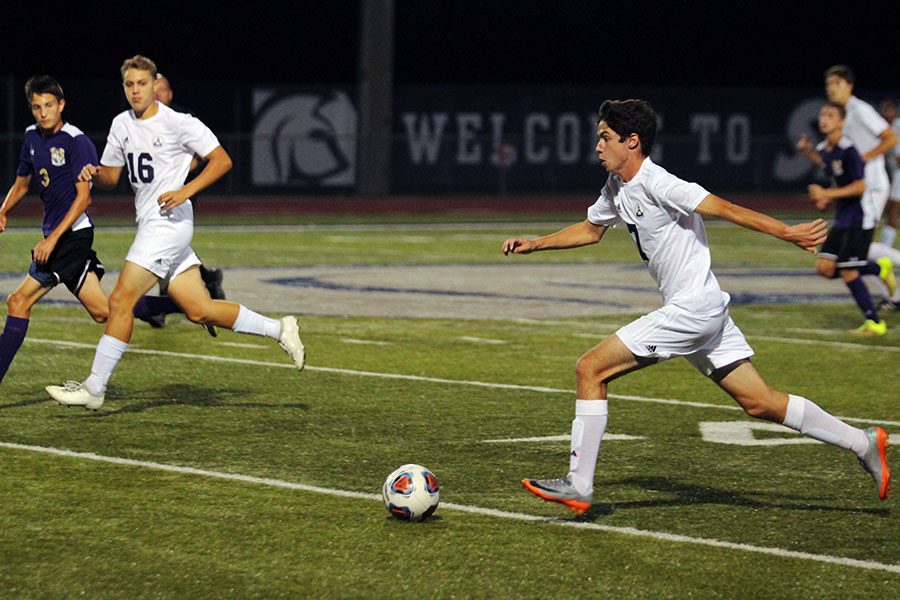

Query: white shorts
left=890, top=171, right=900, bottom=201
left=615, top=304, right=754, bottom=377
left=125, top=217, right=200, bottom=282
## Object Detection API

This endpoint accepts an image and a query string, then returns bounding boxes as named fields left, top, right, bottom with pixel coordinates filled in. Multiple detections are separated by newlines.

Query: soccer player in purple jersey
left=503, top=99, right=890, bottom=512
left=0, top=76, right=183, bottom=385
left=797, top=102, right=895, bottom=335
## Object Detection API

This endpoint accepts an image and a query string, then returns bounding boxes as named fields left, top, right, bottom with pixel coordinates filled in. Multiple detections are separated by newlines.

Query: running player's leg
left=0, top=276, right=52, bottom=383
left=166, top=266, right=305, bottom=369
left=523, top=333, right=655, bottom=513
left=76, top=272, right=109, bottom=323
left=714, top=359, right=890, bottom=499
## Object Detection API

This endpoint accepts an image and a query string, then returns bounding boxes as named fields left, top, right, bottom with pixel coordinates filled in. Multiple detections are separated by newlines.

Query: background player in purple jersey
left=0, top=75, right=183, bottom=385
left=797, top=102, right=895, bottom=335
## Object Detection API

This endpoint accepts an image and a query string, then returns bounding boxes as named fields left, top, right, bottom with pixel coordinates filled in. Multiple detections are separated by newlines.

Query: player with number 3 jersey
left=45, top=55, right=306, bottom=411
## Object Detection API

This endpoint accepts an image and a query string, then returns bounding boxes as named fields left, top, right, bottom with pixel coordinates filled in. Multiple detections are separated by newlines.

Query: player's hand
left=815, top=198, right=829, bottom=211
left=783, top=218, right=828, bottom=254
left=502, top=237, right=536, bottom=255
left=79, top=164, right=100, bottom=182
left=32, top=236, right=58, bottom=264
left=0, top=213, right=7, bottom=233
left=795, top=135, right=813, bottom=155
left=807, top=183, right=829, bottom=203
left=158, top=189, right=189, bottom=212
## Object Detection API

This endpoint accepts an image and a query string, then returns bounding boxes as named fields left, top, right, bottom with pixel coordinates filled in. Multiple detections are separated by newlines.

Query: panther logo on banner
left=252, top=90, right=357, bottom=187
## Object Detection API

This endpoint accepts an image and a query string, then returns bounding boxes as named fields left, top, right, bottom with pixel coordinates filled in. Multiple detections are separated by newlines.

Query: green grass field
left=0, top=219, right=897, bottom=598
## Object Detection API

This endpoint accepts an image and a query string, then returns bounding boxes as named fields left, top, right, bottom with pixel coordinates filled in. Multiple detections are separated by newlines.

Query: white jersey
left=588, top=157, right=727, bottom=315
left=100, top=102, right=220, bottom=226
left=887, top=117, right=900, bottom=177
left=844, top=96, right=890, bottom=190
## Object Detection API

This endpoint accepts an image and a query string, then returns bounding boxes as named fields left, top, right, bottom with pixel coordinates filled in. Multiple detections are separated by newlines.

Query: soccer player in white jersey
left=824, top=66, right=898, bottom=246
left=503, top=100, right=891, bottom=512
left=45, top=55, right=305, bottom=410
left=878, top=98, right=900, bottom=249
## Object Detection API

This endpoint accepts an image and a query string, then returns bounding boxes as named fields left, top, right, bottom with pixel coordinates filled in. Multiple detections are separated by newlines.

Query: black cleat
left=205, top=324, right=218, bottom=337
left=139, top=313, right=167, bottom=328
left=200, top=266, right=226, bottom=300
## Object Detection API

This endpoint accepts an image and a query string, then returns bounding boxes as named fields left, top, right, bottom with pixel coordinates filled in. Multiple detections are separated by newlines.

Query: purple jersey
left=816, top=138, right=866, bottom=229
left=17, top=123, right=98, bottom=237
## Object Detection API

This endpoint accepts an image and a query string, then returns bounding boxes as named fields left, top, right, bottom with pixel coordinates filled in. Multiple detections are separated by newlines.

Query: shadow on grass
left=577, top=475, right=890, bottom=520
left=0, top=397, right=51, bottom=410
left=53, top=383, right=309, bottom=418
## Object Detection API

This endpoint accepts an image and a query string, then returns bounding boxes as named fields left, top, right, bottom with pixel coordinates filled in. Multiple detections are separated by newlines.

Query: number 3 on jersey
left=126, top=152, right=154, bottom=183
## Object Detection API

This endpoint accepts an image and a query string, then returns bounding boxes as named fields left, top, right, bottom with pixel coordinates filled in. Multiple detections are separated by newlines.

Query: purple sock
left=845, top=276, right=879, bottom=322
left=858, top=261, right=880, bottom=277
left=133, top=295, right=181, bottom=318
left=0, top=316, right=29, bottom=383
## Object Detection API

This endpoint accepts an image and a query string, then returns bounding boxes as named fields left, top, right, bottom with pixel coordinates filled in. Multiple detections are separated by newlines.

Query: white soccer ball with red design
left=382, top=464, right=440, bottom=522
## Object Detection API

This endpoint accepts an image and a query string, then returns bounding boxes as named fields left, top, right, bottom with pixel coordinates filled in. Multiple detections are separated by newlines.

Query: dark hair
left=24, top=75, right=64, bottom=102
left=597, top=99, right=657, bottom=155
left=824, top=64, right=855, bottom=86
left=821, top=100, right=846, bottom=119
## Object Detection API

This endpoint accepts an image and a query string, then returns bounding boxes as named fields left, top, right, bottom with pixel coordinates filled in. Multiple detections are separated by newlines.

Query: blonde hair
left=120, top=55, right=158, bottom=80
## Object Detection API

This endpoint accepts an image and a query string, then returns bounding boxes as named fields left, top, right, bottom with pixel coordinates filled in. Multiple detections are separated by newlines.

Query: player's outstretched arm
left=78, top=164, right=123, bottom=189
left=0, top=175, right=32, bottom=232
left=808, top=178, right=865, bottom=206
left=157, top=146, right=232, bottom=211
left=696, top=194, right=827, bottom=254
left=503, top=220, right=607, bottom=255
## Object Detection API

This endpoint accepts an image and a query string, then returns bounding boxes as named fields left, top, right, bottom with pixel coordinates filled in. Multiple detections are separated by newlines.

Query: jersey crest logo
left=153, top=137, right=163, bottom=147
left=830, top=159, right=843, bottom=176
left=50, top=147, right=66, bottom=166
left=635, top=206, right=644, bottom=217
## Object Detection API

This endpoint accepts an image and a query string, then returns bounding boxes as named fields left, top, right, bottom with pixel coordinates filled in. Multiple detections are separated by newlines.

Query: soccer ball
left=382, top=464, right=440, bottom=522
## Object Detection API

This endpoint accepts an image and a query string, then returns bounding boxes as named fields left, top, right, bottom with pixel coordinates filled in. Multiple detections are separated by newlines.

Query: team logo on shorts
left=645, top=344, right=657, bottom=353
left=50, top=147, right=66, bottom=166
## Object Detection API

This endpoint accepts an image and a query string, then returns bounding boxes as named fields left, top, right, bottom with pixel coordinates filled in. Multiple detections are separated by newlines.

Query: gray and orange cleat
left=522, top=476, right=591, bottom=514
left=858, top=427, right=891, bottom=500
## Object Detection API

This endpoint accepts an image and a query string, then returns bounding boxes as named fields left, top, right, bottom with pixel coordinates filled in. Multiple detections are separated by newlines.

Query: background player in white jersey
left=877, top=98, right=900, bottom=248
left=502, top=99, right=891, bottom=513
left=45, top=55, right=305, bottom=410
left=824, top=65, right=898, bottom=246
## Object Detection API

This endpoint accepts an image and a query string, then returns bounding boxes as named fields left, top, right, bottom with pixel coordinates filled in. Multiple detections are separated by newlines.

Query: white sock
left=880, top=225, right=897, bottom=247
left=231, top=305, right=281, bottom=339
left=782, top=394, right=868, bottom=456
left=567, top=399, right=608, bottom=496
left=84, top=335, right=128, bottom=395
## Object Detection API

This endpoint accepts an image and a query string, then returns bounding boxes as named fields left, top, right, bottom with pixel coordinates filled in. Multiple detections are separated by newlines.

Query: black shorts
left=819, top=226, right=873, bottom=268
left=28, top=228, right=105, bottom=295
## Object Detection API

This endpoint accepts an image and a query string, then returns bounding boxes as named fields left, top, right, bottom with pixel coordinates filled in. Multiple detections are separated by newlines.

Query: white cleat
left=278, top=316, right=306, bottom=371
left=45, top=381, right=105, bottom=411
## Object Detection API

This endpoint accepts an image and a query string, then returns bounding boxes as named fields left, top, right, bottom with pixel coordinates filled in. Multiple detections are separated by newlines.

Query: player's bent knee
left=182, top=305, right=213, bottom=324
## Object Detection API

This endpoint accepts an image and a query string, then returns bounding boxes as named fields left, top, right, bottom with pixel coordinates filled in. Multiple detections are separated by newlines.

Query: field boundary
left=1, top=440, right=896, bottom=575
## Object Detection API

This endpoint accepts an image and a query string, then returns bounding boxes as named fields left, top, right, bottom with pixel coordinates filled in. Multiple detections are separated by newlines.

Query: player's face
left=825, top=75, right=852, bottom=106
left=595, top=121, right=632, bottom=174
left=30, top=93, right=65, bottom=133
left=123, top=68, right=158, bottom=114
left=817, top=106, right=843, bottom=135
left=155, top=77, right=173, bottom=106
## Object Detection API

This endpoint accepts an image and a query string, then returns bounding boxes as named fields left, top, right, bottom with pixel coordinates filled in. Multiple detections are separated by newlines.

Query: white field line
left=340, top=338, right=393, bottom=346
left=747, top=335, right=900, bottom=352
left=219, top=342, right=268, bottom=349
left=0, top=440, right=896, bottom=575
left=25, top=337, right=900, bottom=428
left=483, top=434, right=643, bottom=443
left=458, top=336, right=508, bottom=344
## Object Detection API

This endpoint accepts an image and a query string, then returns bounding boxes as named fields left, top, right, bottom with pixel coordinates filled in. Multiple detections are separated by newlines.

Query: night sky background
left=3, top=0, right=898, bottom=89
